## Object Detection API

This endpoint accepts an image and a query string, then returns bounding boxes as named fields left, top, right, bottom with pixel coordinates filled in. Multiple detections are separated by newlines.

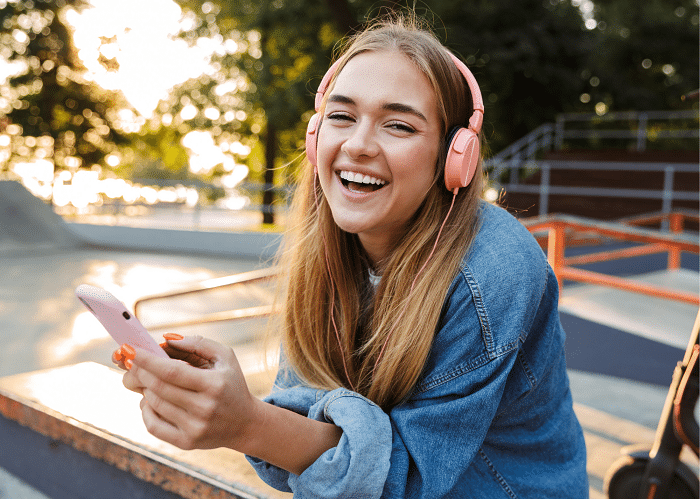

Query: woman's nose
left=341, top=121, right=380, bottom=159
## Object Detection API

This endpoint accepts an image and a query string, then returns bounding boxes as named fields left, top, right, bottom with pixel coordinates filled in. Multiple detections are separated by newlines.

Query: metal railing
left=485, top=110, right=699, bottom=191
left=499, top=160, right=698, bottom=217
left=487, top=110, right=698, bottom=165
left=131, top=211, right=698, bottom=335
left=554, top=110, right=699, bottom=152
left=523, top=210, right=699, bottom=305
left=133, top=266, right=278, bottom=331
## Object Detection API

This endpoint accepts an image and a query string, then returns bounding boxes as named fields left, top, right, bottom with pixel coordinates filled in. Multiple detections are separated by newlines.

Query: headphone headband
left=446, top=53, right=484, bottom=134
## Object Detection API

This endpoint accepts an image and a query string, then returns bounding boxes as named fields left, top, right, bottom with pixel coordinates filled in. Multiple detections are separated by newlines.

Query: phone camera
left=122, top=311, right=131, bottom=320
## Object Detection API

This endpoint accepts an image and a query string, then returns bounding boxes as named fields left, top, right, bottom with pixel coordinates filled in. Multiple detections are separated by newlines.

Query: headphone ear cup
left=305, top=113, right=320, bottom=167
left=444, top=127, right=480, bottom=191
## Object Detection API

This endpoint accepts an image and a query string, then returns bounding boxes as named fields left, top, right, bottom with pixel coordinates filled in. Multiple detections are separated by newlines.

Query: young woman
left=119, top=14, right=588, bottom=498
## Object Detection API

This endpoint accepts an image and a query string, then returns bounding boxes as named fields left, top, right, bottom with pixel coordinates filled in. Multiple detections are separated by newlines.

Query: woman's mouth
left=338, top=170, right=387, bottom=193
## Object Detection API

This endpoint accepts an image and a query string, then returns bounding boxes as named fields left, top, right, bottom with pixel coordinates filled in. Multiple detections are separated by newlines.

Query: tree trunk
left=262, top=123, right=276, bottom=225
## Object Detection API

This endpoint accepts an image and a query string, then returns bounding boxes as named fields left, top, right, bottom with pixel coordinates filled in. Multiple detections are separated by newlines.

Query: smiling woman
left=117, top=11, right=589, bottom=499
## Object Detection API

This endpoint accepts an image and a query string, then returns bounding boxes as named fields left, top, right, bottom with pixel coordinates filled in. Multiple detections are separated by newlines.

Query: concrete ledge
left=0, top=363, right=286, bottom=499
left=66, top=223, right=282, bottom=260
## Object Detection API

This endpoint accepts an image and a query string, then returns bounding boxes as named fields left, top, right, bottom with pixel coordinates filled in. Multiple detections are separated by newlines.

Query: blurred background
left=0, top=2, right=698, bottom=497
left=0, top=0, right=697, bottom=227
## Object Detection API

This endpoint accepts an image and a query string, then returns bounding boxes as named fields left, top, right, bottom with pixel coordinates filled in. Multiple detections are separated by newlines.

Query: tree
left=0, top=0, right=129, bottom=191
left=586, top=0, right=699, bottom=111
left=169, top=0, right=594, bottom=215
left=142, top=18, right=259, bottom=206
left=430, top=0, right=594, bottom=152
left=161, top=0, right=697, bottom=223
left=171, top=0, right=359, bottom=223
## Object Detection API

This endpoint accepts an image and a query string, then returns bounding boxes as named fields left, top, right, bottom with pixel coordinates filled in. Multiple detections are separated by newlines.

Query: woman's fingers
left=164, top=335, right=235, bottom=367
left=124, top=337, right=253, bottom=451
left=113, top=344, right=136, bottom=370
left=139, top=381, right=226, bottom=450
left=140, top=397, right=192, bottom=449
left=141, top=387, right=189, bottom=427
left=122, top=367, right=144, bottom=394
left=112, top=347, right=126, bottom=369
left=133, top=362, right=197, bottom=412
left=132, top=348, right=209, bottom=393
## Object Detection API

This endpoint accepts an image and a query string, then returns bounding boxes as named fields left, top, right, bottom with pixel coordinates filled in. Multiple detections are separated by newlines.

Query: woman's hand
left=121, top=335, right=258, bottom=451
left=116, top=334, right=343, bottom=475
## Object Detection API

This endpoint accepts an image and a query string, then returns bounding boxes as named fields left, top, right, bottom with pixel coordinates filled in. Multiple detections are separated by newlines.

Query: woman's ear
left=306, top=113, right=321, bottom=167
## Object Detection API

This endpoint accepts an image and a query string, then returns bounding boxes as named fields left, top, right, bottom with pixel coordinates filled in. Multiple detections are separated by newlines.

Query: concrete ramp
left=0, top=181, right=80, bottom=249
left=560, top=269, right=698, bottom=350
left=560, top=269, right=698, bottom=385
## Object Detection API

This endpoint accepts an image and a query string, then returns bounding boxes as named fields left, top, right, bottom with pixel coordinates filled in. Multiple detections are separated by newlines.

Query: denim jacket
left=247, top=201, right=588, bottom=498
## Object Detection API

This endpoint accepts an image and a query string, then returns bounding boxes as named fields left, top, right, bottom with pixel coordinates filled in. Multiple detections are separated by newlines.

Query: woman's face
left=316, top=49, right=442, bottom=265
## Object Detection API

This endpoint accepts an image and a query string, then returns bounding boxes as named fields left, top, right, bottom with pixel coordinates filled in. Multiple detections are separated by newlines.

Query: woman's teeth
left=339, top=171, right=386, bottom=193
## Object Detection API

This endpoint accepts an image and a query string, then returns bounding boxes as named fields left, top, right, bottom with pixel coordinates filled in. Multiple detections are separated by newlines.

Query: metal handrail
left=132, top=212, right=698, bottom=332
left=485, top=110, right=699, bottom=185
left=500, top=160, right=698, bottom=217
left=133, top=266, right=279, bottom=330
left=522, top=211, right=699, bottom=305
left=139, top=305, right=276, bottom=331
left=554, top=110, right=699, bottom=152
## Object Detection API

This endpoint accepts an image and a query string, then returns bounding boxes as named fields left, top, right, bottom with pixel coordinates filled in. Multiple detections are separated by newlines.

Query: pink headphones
left=305, top=52, right=484, bottom=192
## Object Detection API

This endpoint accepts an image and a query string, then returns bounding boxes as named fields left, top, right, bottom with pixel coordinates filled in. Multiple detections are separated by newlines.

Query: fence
left=485, top=110, right=699, bottom=219
left=500, top=160, right=698, bottom=218
left=523, top=210, right=699, bottom=305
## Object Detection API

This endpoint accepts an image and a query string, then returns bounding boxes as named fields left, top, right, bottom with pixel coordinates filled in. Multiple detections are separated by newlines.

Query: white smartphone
left=75, top=284, right=168, bottom=358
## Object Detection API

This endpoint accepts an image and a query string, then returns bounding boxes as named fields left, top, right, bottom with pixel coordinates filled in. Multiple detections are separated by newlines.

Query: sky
left=66, top=0, right=213, bottom=117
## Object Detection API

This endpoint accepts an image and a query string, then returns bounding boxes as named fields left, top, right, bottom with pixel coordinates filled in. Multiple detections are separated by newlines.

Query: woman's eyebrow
left=327, top=94, right=428, bottom=122
left=382, top=102, right=428, bottom=122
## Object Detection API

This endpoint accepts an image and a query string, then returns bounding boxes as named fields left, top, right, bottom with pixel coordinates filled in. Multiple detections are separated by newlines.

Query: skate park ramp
left=0, top=180, right=80, bottom=250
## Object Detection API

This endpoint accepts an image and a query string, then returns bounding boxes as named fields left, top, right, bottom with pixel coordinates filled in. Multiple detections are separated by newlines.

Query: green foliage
left=116, top=125, right=189, bottom=180
left=173, top=0, right=698, bottom=160
left=168, top=0, right=592, bottom=163
left=586, top=0, right=699, bottom=111
left=0, top=0, right=129, bottom=173
left=3, top=0, right=695, bottom=196
left=433, top=0, right=595, bottom=151
left=173, top=0, right=348, bottom=164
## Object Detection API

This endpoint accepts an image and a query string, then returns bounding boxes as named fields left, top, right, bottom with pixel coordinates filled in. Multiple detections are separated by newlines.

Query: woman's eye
left=388, top=122, right=416, bottom=133
left=327, top=113, right=353, bottom=122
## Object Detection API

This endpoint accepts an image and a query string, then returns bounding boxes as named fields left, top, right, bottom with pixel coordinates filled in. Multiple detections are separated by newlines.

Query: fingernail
left=124, top=359, right=133, bottom=370
left=163, top=333, right=184, bottom=341
left=159, top=342, right=167, bottom=349
left=121, top=344, right=136, bottom=360
left=112, top=349, right=124, bottom=364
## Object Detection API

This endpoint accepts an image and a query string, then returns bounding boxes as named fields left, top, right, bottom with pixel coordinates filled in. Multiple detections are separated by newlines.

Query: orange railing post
left=523, top=212, right=699, bottom=306
left=548, top=223, right=566, bottom=293
left=668, top=213, right=683, bottom=270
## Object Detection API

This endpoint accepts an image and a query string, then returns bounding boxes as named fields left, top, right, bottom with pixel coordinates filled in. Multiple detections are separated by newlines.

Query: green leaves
left=1, top=0, right=128, bottom=175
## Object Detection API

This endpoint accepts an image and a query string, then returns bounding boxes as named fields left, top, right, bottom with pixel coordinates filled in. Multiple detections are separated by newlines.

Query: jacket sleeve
left=246, top=362, right=393, bottom=498
left=246, top=291, right=522, bottom=499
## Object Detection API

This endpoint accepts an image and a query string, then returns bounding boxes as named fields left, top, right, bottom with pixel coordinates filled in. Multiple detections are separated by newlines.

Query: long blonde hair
left=274, top=14, right=484, bottom=410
